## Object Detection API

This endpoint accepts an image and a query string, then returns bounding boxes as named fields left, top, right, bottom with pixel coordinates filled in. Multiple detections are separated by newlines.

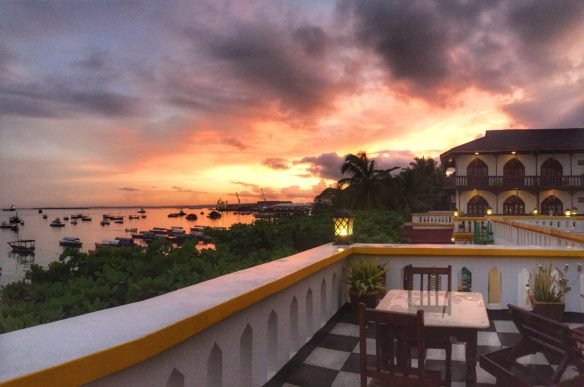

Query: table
left=377, top=290, right=490, bottom=383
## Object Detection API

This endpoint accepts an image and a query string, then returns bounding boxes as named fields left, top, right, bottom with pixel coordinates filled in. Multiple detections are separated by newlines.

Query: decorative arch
left=207, top=344, right=223, bottom=387
left=503, top=195, right=525, bottom=215
left=541, top=196, right=563, bottom=216
left=167, top=368, right=185, bottom=387
left=467, top=195, right=489, bottom=216
left=240, top=325, right=253, bottom=387
left=289, top=297, right=299, bottom=356
left=503, top=158, right=525, bottom=188
left=540, top=158, right=563, bottom=187
left=467, top=158, right=488, bottom=187
left=267, top=311, right=278, bottom=378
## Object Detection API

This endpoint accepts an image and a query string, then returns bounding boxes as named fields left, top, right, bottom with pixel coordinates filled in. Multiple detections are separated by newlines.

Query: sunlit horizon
left=1, top=1, right=582, bottom=207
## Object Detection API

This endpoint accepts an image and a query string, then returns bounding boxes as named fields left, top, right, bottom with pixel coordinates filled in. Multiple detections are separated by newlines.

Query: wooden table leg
left=465, top=329, right=478, bottom=384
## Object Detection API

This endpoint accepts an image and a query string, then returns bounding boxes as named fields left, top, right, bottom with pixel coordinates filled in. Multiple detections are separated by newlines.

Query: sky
left=0, top=0, right=583, bottom=207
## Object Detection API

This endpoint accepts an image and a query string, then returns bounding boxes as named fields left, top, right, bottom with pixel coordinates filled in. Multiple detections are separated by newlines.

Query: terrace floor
left=265, top=304, right=584, bottom=387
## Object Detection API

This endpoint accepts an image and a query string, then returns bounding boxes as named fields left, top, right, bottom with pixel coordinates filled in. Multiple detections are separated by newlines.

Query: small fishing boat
left=207, top=210, right=222, bottom=219
left=63, top=216, right=69, bottom=221
left=141, top=215, right=147, bottom=218
left=100, top=219, right=110, bottom=226
left=9, top=213, right=23, bottom=224
left=42, top=214, right=48, bottom=219
left=3, top=205, right=16, bottom=211
left=0, top=221, right=18, bottom=231
left=81, top=216, right=92, bottom=221
left=114, top=219, right=124, bottom=224
left=59, top=237, right=82, bottom=248
left=50, top=218, right=65, bottom=227
left=186, top=213, right=198, bottom=221
left=168, top=213, right=180, bottom=218
left=7, top=239, right=35, bottom=254
left=38, top=209, right=43, bottom=214
left=137, top=208, right=146, bottom=214
left=128, top=215, right=140, bottom=220
left=71, top=219, right=78, bottom=225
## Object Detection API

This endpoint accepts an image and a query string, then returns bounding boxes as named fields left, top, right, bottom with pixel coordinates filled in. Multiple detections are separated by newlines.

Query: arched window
left=467, top=195, right=489, bottom=216
left=540, top=158, right=563, bottom=188
left=541, top=196, right=563, bottom=216
left=503, top=158, right=525, bottom=188
left=503, top=195, right=525, bottom=215
left=467, top=158, right=488, bottom=188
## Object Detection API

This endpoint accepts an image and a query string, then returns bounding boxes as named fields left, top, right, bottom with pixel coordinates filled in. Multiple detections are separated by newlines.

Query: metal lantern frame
left=333, top=209, right=354, bottom=245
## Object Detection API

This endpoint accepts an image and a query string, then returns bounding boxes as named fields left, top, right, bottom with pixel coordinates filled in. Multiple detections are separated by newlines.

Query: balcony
left=450, top=175, right=584, bottom=192
left=2, top=243, right=583, bottom=386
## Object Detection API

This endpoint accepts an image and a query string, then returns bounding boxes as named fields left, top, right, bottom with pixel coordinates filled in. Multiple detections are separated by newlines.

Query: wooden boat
left=59, top=237, right=82, bottom=248
left=137, top=208, right=146, bottom=214
left=0, top=221, right=18, bottom=231
left=128, top=215, right=140, bottom=219
left=3, top=205, right=16, bottom=211
left=7, top=239, right=35, bottom=254
left=42, top=214, right=48, bottom=219
left=207, top=210, right=222, bottom=219
left=9, top=213, right=23, bottom=224
left=100, top=219, right=110, bottom=226
left=81, top=216, right=92, bottom=221
left=186, top=213, right=198, bottom=221
left=50, top=218, right=65, bottom=227
left=71, top=219, right=78, bottom=225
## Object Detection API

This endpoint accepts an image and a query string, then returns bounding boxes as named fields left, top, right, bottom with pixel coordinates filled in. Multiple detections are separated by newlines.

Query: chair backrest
left=403, top=265, right=452, bottom=291
left=358, top=303, right=429, bottom=387
left=507, top=304, right=584, bottom=384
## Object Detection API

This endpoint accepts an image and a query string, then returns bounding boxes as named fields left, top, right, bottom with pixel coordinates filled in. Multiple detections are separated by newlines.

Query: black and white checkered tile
left=264, top=305, right=584, bottom=387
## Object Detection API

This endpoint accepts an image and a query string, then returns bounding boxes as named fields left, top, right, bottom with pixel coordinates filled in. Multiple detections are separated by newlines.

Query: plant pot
left=529, top=296, right=565, bottom=322
left=349, top=290, right=382, bottom=322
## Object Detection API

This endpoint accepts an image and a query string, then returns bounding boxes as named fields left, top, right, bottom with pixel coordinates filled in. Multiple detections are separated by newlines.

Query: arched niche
left=503, top=195, right=525, bottom=215
left=240, top=324, right=253, bottom=387
left=166, top=368, right=184, bottom=387
left=467, top=195, right=489, bottom=216
left=207, top=344, right=223, bottom=387
left=267, top=311, right=278, bottom=378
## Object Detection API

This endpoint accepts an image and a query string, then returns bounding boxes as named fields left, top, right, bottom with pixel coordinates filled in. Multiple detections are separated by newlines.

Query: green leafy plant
left=531, top=263, right=571, bottom=303
left=345, top=258, right=387, bottom=297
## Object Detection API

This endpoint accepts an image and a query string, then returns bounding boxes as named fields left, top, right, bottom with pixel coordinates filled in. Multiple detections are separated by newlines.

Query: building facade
left=440, top=128, right=584, bottom=216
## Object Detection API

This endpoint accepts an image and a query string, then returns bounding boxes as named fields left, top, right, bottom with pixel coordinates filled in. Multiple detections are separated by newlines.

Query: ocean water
left=0, top=207, right=254, bottom=287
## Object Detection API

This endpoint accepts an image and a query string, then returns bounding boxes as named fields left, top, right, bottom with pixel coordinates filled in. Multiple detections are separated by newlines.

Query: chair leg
left=444, top=345, right=452, bottom=387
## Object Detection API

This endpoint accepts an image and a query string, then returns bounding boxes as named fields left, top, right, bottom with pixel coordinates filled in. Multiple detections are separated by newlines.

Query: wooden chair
left=403, top=264, right=452, bottom=291
left=358, top=303, right=442, bottom=387
left=402, top=265, right=452, bottom=385
left=480, top=304, right=584, bottom=386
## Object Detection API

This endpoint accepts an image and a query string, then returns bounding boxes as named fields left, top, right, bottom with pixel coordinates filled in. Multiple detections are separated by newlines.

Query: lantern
left=453, top=209, right=459, bottom=218
left=333, top=209, right=354, bottom=245
left=486, top=207, right=493, bottom=216
left=565, top=209, right=572, bottom=217
left=532, top=208, right=539, bottom=215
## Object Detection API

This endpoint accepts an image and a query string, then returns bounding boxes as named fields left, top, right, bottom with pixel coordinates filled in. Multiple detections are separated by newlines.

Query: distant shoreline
left=6, top=204, right=215, bottom=211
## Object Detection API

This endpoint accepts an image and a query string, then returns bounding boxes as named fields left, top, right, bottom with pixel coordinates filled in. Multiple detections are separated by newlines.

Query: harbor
left=0, top=207, right=255, bottom=287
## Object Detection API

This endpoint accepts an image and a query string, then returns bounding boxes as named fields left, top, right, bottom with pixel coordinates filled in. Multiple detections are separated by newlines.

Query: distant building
left=440, top=128, right=584, bottom=216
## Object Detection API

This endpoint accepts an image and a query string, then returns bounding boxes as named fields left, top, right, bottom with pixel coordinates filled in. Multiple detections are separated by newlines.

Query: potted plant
left=345, top=258, right=387, bottom=320
left=529, top=263, right=570, bottom=321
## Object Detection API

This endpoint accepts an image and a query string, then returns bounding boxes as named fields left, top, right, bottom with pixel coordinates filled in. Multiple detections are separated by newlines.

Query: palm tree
left=337, top=152, right=398, bottom=209
left=395, top=157, right=444, bottom=214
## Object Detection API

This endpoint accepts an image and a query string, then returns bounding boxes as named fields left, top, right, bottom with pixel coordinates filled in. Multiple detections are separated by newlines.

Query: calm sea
left=0, top=207, right=254, bottom=287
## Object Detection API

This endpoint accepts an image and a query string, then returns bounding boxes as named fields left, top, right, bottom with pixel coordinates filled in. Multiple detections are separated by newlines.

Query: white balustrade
left=1, top=244, right=583, bottom=387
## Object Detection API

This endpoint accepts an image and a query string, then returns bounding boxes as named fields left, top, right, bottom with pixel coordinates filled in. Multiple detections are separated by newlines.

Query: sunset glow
left=1, top=1, right=582, bottom=207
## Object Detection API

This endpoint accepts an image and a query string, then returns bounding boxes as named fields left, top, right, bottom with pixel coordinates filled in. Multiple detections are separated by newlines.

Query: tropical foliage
left=316, top=152, right=446, bottom=214
left=0, top=209, right=403, bottom=333
left=531, top=263, right=571, bottom=303
left=345, top=258, right=387, bottom=296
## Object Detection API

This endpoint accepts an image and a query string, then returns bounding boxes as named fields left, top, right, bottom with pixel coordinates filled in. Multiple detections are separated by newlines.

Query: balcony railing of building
left=493, top=218, right=584, bottom=248
left=445, top=175, right=584, bottom=191
left=2, top=244, right=584, bottom=387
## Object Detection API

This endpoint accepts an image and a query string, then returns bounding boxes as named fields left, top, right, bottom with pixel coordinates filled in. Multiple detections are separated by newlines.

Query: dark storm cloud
left=296, top=152, right=345, bottom=180
left=263, top=158, right=290, bottom=170
left=200, top=22, right=342, bottom=116
left=509, top=0, right=584, bottom=47
left=0, top=83, right=143, bottom=118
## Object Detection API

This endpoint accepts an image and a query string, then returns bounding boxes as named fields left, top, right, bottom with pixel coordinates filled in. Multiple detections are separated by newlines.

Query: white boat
left=137, top=208, right=146, bottom=214
left=59, top=237, right=82, bottom=248
left=100, top=219, right=110, bottom=226
left=71, top=219, right=78, bottom=225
